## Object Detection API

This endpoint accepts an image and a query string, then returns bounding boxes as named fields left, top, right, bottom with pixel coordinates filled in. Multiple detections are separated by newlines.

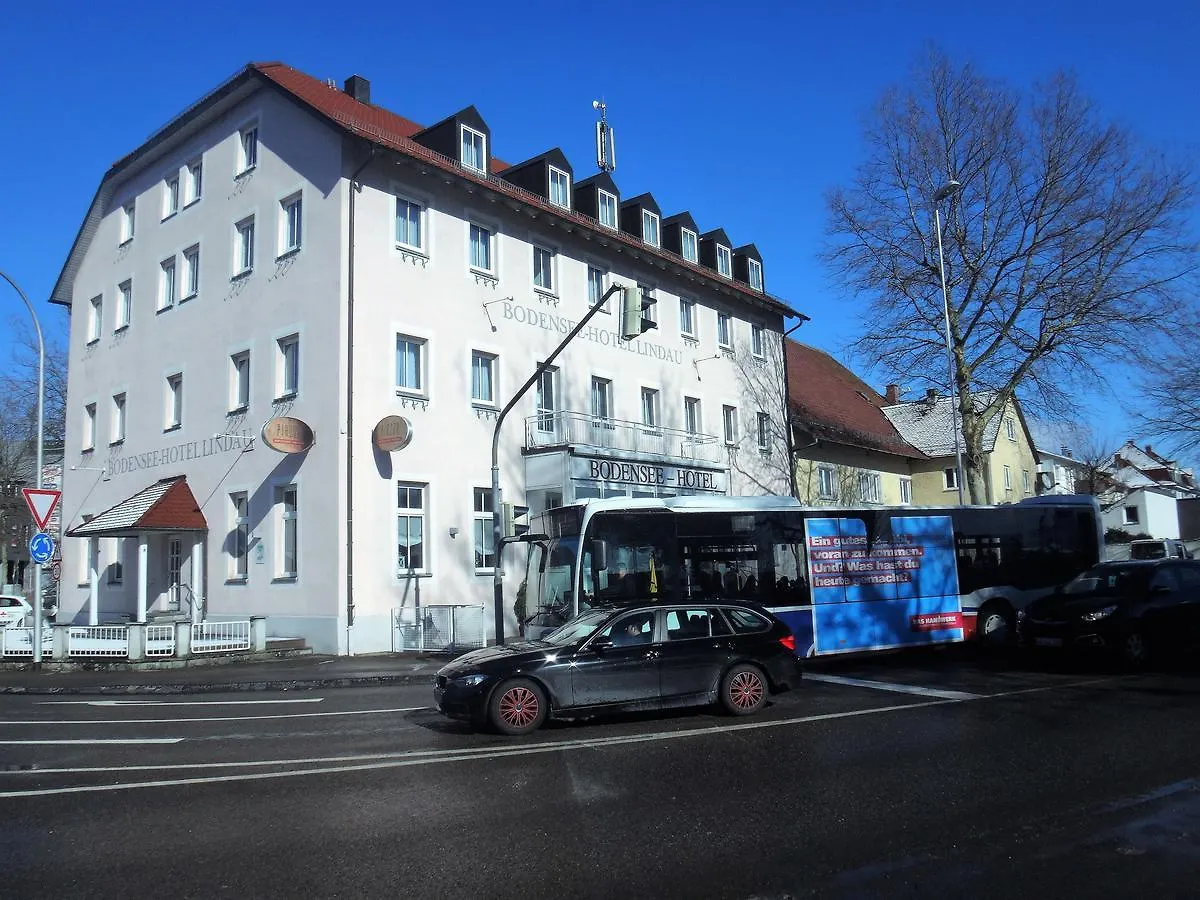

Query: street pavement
left=2, top=650, right=1200, bottom=898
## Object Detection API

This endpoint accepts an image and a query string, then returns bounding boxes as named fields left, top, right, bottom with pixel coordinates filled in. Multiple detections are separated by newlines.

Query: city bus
left=518, top=494, right=1102, bottom=656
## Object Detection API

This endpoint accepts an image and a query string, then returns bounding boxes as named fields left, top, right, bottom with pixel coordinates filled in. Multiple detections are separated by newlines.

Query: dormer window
left=460, top=125, right=486, bottom=173
left=598, top=190, right=618, bottom=229
left=680, top=228, right=698, bottom=263
left=548, top=166, right=570, bottom=209
left=748, top=258, right=763, bottom=290
left=642, top=210, right=660, bottom=247
left=716, top=245, right=732, bottom=278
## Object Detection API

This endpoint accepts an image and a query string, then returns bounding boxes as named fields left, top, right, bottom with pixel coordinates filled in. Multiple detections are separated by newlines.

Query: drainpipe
left=345, top=145, right=377, bottom=655
left=780, top=319, right=806, bottom=500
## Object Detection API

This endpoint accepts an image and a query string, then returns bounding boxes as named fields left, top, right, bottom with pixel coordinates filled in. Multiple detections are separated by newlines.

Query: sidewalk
left=0, top=653, right=453, bottom=695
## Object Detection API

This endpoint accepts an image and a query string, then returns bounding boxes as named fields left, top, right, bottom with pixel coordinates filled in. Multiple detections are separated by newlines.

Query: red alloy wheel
left=728, top=670, right=764, bottom=711
left=498, top=686, right=540, bottom=729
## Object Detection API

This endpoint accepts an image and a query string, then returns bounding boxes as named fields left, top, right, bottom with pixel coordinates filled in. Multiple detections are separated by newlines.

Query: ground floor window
left=398, top=482, right=427, bottom=575
left=473, top=487, right=495, bottom=570
left=276, top=484, right=298, bottom=578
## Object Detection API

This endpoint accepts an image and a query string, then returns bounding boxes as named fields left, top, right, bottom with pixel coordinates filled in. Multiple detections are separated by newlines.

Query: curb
left=0, top=672, right=440, bottom=695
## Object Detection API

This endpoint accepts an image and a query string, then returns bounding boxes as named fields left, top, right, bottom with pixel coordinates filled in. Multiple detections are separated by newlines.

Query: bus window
left=585, top=511, right=678, bottom=603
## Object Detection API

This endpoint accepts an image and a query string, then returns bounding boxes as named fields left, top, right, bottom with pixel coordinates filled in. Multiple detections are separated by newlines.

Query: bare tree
left=728, top=330, right=799, bottom=498
left=826, top=47, right=1198, bottom=503
left=1, top=314, right=68, bottom=447
left=1138, top=316, right=1200, bottom=455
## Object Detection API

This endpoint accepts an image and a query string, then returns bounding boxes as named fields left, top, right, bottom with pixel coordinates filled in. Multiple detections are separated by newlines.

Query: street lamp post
left=932, top=180, right=965, bottom=505
left=0, top=269, right=47, bottom=665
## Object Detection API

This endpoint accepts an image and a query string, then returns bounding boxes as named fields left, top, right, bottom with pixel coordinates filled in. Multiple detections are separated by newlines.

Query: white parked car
left=0, top=594, right=33, bottom=627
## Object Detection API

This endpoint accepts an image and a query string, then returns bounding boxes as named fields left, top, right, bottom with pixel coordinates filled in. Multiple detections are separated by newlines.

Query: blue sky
left=2, top=0, right=1196, bottom=454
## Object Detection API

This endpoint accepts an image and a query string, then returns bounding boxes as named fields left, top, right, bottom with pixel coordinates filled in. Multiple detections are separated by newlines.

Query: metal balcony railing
left=525, top=411, right=722, bottom=463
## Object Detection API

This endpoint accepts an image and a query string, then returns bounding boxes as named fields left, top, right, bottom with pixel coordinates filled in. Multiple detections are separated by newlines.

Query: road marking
left=804, top=673, right=982, bottom=700
left=0, top=706, right=429, bottom=726
left=0, top=675, right=1127, bottom=797
left=36, top=699, right=325, bottom=707
left=0, top=739, right=184, bottom=746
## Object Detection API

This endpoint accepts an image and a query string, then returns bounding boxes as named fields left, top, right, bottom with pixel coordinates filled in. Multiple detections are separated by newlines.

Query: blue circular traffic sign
left=29, top=532, right=55, bottom=565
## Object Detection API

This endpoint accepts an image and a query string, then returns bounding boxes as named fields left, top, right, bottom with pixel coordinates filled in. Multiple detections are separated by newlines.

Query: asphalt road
left=2, top=652, right=1200, bottom=899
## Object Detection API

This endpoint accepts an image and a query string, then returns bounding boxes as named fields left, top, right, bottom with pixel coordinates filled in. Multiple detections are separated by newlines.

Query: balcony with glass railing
left=524, top=411, right=722, bottom=464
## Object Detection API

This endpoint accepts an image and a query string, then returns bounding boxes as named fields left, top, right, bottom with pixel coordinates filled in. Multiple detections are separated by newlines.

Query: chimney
left=885, top=384, right=900, bottom=405
left=1145, top=444, right=1153, bottom=456
left=925, top=388, right=939, bottom=404
left=343, top=75, right=370, bottom=104
left=1061, top=446, right=1073, bottom=458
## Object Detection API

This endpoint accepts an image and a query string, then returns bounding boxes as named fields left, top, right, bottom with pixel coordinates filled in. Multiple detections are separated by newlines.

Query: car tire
left=1121, top=630, right=1151, bottom=670
left=977, top=602, right=1014, bottom=649
left=720, top=663, right=768, bottom=716
left=488, top=678, right=548, bottom=736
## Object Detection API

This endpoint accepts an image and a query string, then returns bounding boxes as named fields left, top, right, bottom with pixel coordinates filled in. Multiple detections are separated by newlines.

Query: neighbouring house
left=784, top=342, right=926, bottom=505
left=881, top=390, right=1040, bottom=505
left=1100, top=441, right=1199, bottom=539
left=1035, top=446, right=1087, bottom=496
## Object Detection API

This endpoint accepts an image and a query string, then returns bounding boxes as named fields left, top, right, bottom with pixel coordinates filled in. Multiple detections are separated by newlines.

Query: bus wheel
left=977, top=603, right=1013, bottom=648
left=721, top=664, right=767, bottom=716
left=489, top=678, right=547, bottom=735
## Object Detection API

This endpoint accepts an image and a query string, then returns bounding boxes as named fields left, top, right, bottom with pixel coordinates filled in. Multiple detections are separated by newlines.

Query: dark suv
left=1018, top=559, right=1200, bottom=666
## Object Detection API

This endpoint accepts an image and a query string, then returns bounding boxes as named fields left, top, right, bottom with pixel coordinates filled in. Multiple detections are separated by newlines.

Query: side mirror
left=592, top=539, right=610, bottom=572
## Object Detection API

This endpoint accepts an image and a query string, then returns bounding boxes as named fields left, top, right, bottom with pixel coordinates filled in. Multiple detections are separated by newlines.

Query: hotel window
left=182, top=245, right=200, bottom=300
left=684, top=397, right=701, bottom=435
left=598, top=190, right=618, bottom=229
left=276, top=484, right=298, bottom=578
left=119, top=201, right=135, bottom=244
left=235, top=216, right=255, bottom=276
left=587, top=266, right=608, bottom=310
left=641, top=210, right=660, bottom=246
left=723, top=405, right=739, bottom=445
left=818, top=466, right=836, bottom=500
left=536, top=366, right=557, bottom=433
left=751, top=323, right=765, bottom=358
left=460, top=125, right=486, bottom=173
left=944, top=467, right=959, bottom=490
left=163, top=175, right=179, bottom=219
left=858, top=472, right=882, bottom=503
left=680, top=228, right=698, bottom=263
left=83, top=403, right=97, bottom=451
left=471, top=351, right=496, bottom=405
left=116, top=280, right=132, bottom=331
left=110, top=393, right=126, bottom=445
left=230, top=492, right=249, bottom=579
left=1005, top=417, right=1017, bottom=441
left=279, top=194, right=302, bottom=255
left=473, top=487, right=495, bottom=570
left=715, top=245, right=733, bottom=278
left=237, top=125, right=258, bottom=174
left=532, top=245, right=555, bottom=293
left=748, top=258, right=763, bottom=290
left=469, top=223, right=493, bottom=273
left=185, top=159, right=203, bottom=205
left=397, top=483, right=426, bottom=574
left=396, top=335, right=426, bottom=394
left=1003, top=465, right=1012, bottom=493
left=165, top=373, right=183, bottom=430
left=231, top=351, right=251, bottom=411
left=899, top=477, right=913, bottom=504
left=679, top=298, right=696, bottom=337
left=756, top=412, right=771, bottom=452
left=641, top=387, right=659, bottom=428
left=548, top=166, right=570, bottom=208
left=591, top=377, right=613, bottom=421
left=277, top=334, right=299, bottom=398
left=717, top=312, right=732, bottom=348
left=395, top=196, right=424, bottom=252
left=158, top=258, right=176, bottom=310
left=87, top=295, right=102, bottom=343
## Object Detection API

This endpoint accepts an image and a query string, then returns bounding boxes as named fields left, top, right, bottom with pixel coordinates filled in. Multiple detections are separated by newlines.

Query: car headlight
left=452, top=673, right=488, bottom=687
left=1081, top=605, right=1118, bottom=622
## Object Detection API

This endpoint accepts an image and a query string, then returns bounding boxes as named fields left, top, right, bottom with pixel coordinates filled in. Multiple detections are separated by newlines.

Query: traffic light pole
left=490, top=282, right=625, bottom=645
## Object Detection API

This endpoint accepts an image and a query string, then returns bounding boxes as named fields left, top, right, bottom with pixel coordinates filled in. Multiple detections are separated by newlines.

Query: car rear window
left=722, top=607, right=771, bottom=634
left=1131, top=542, right=1167, bottom=560
left=0, top=597, right=22, bottom=608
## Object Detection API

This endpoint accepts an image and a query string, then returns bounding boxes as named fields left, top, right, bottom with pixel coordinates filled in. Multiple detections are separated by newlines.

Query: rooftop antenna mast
left=593, top=99, right=616, bottom=173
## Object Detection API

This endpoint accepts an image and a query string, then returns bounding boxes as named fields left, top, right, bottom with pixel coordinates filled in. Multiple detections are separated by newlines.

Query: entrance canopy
left=67, top=476, right=208, bottom=538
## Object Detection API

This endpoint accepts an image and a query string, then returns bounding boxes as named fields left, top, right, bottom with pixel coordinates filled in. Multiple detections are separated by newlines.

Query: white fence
left=1, top=627, right=53, bottom=658
left=394, top=605, right=485, bottom=653
left=146, top=624, right=176, bottom=657
left=69, top=626, right=130, bottom=658
left=190, top=621, right=251, bottom=654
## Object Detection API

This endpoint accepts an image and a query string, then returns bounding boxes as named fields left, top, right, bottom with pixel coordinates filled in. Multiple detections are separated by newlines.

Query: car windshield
left=1130, top=542, right=1166, bottom=560
left=541, top=610, right=610, bottom=646
left=1063, top=565, right=1151, bottom=596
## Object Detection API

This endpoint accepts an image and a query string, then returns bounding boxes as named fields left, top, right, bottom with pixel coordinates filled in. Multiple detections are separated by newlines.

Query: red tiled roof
left=786, top=341, right=926, bottom=459
left=67, top=477, right=207, bottom=536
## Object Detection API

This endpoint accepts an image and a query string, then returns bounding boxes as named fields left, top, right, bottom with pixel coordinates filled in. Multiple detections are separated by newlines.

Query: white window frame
left=87, top=295, right=102, bottom=344
left=275, top=483, right=298, bottom=579
left=158, top=258, right=176, bottom=310
left=110, top=393, right=126, bottom=445
left=716, top=244, right=733, bottom=278
left=396, top=482, right=427, bottom=576
left=684, top=397, right=702, bottom=435
left=230, top=492, right=249, bottom=580
left=899, top=477, right=913, bottom=504
left=723, top=405, right=739, bottom=446
left=231, top=350, right=251, bottom=412
left=1022, top=469, right=1031, bottom=494
left=162, top=174, right=180, bottom=220
left=471, top=350, right=496, bottom=406
left=536, top=365, right=558, bottom=433
left=279, top=193, right=302, bottom=257
left=119, top=201, right=135, bottom=245
left=473, top=487, right=495, bottom=572
left=597, top=190, right=618, bottom=229
left=277, top=334, right=299, bottom=399
left=185, top=159, right=203, bottom=206
left=748, top=258, right=763, bottom=290
left=858, top=471, right=882, bottom=503
left=460, top=124, right=486, bottom=173
left=395, top=334, right=427, bottom=396
left=680, top=228, right=698, bottom=263
left=116, top=280, right=132, bottom=331
left=548, top=166, right=570, bottom=209
left=756, top=412, right=771, bottom=452
left=641, top=387, right=660, bottom=428
left=818, top=465, right=836, bottom=500
left=944, top=467, right=959, bottom=491
left=641, top=210, right=660, bottom=246
left=1005, top=417, right=1017, bottom=441
left=591, top=376, right=613, bottom=422
left=1123, top=505, right=1139, bottom=525
left=182, top=245, right=200, bottom=300
left=237, top=125, right=258, bottom=175
left=1003, top=465, right=1013, bottom=493
left=234, top=216, right=255, bottom=277
left=679, top=298, right=696, bottom=338
left=532, top=244, right=556, bottom=294
left=468, top=222, right=494, bottom=274
left=108, top=538, right=125, bottom=585
left=587, top=266, right=609, bottom=311
left=751, top=323, right=765, bottom=358
left=165, top=373, right=183, bottom=431
left=717, top=312, right=733, bottom=349
left=395, top=193, right=426, bottom=254
left=83, top=403, right=97, bottom=452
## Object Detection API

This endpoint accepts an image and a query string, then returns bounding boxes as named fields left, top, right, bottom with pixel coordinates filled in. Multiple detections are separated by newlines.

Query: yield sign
left=22, top=488, right=61, bottom=532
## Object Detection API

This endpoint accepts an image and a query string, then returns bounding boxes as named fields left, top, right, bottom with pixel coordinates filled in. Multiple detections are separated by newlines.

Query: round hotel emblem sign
left=373, top=415, right=413, bottom=452
left=260, top=417, right=316, bottom=454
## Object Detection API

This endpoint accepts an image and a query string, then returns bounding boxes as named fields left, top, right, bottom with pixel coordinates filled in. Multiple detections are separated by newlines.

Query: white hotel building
left=52, top=63, right=804, bottom=654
